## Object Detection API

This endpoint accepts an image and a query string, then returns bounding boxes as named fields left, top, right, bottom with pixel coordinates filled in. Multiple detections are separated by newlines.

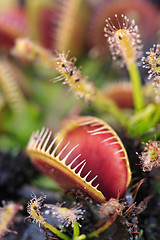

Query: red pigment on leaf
left=59, top=125, right=128, bottom=200
left=0, top=7, right=27, bottom=49
left=38, top=7, right=56, bottom=49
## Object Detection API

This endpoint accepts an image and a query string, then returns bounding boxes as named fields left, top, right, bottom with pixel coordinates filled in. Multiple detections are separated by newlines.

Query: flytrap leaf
left=26, top=116, right=131, bottom=202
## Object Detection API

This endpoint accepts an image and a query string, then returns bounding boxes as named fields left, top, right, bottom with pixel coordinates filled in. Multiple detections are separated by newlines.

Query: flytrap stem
left=87, top=213, right=117, bottom=239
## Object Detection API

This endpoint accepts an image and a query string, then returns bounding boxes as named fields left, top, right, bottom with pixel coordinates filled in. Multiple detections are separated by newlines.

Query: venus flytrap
left=26, top=116, right=131, bottom=202
left=25, top=115, right=132, bottom=237
left=0, top=59, right=27, bottom=113
left=55, top=0, right=82, bottom=52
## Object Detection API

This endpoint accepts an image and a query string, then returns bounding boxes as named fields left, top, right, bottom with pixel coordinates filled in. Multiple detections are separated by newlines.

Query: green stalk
left=42, top=221, right=71, bottom=240
left=129, top=104, right=156, bottom=126
left=73, top=222, right=80, bottom=238
left=74, top=235, right=86, bottom=240
left=151, top=102, right=160, bottom=127
left=30, top=202, right=71, bottom=240
left=72, top=222, right=86, bottom=240
left=127, top=63, right=144, bottom=111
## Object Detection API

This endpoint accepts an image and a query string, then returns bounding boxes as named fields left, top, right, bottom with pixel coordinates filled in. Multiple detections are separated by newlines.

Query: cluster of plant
left=0, top=0, right=160, bottom=240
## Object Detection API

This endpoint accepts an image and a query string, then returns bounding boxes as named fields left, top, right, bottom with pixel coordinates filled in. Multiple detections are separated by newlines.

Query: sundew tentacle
left=54, top=50, right=128, bottom=126
left=55, top=51, right=97, bottom=102
left=142, top=44, right=160, bottom=99
left=12, top=38, right=57, bottom=68
left=104, top=14, right=144, bottom=111
left=87, top=0, right=158, bottom=57
left=0, top=202, right=23, bottom=238
left=44, top=202, right=85, bottom=228
left=27, top=193, right=71, bottom=240
left=137, top=140, right=160, bottom=172
left=104, top=14, right=143, bottom=67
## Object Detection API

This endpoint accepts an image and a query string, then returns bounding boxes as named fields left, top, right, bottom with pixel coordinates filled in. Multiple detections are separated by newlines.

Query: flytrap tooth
left=35, top=127, right=45, bottom=148
left=101, top=136, right=117, bottom=143
left=77, top=162, right=86, bottom=176
left=107, top=141, right=120, bottom=146
left=30, top=129, right=42, bottom=149
left=114, top=149, right=124, bottom=155
left=95, top=183, right=100, bottom=189
left=78, top=120, right=96, bottom=126
left=91, top=131, right=111, bottom=136
left=61, top=144, right=79, bottom=163
left=119, top=156, right=127, bottom=160
left=90, top=122, right=102, bottom=127
left=72, top=160, right=86, bottom=172
left=56, top=141, right=70, bottom=158
left=51, top=138, right=63, bottom=157
left=27, top=130, right=38, bottom=148
left=87, top=126, right=106, bottom=133
left=41, top=130, right=52, bottom=152
left=83, top=170, right=92, bottom=181
left=66, top=154, right=81, bottom=167
left=89, top=175, right=98, bottom=185
left=46, top=135, right=58, bottom=154
left=37, top=128, right=49, bottom=151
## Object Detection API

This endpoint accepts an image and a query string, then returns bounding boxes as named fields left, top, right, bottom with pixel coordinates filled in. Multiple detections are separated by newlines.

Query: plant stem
left=73, top=221, right=80, bottom=238
left=42, top=221, right=71, bottom=240
left=74, top=235, right=86, bottom=240
left=72, top=222, right=86, bottom=240
left=30, top=202, right=71, bottom=240
left=129, top=104, right=155, bottom=126
left=127, top=63, right=144, bottom=111
left=87, top=213, right=117, bottom=239
left=151, top=102, right=160, bottom=127
left=94, top=92, right=128, bottom=128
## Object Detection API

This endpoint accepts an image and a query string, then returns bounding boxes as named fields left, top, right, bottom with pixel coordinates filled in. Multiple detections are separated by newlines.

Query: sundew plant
left=0, top=1, right=160, bottom=240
